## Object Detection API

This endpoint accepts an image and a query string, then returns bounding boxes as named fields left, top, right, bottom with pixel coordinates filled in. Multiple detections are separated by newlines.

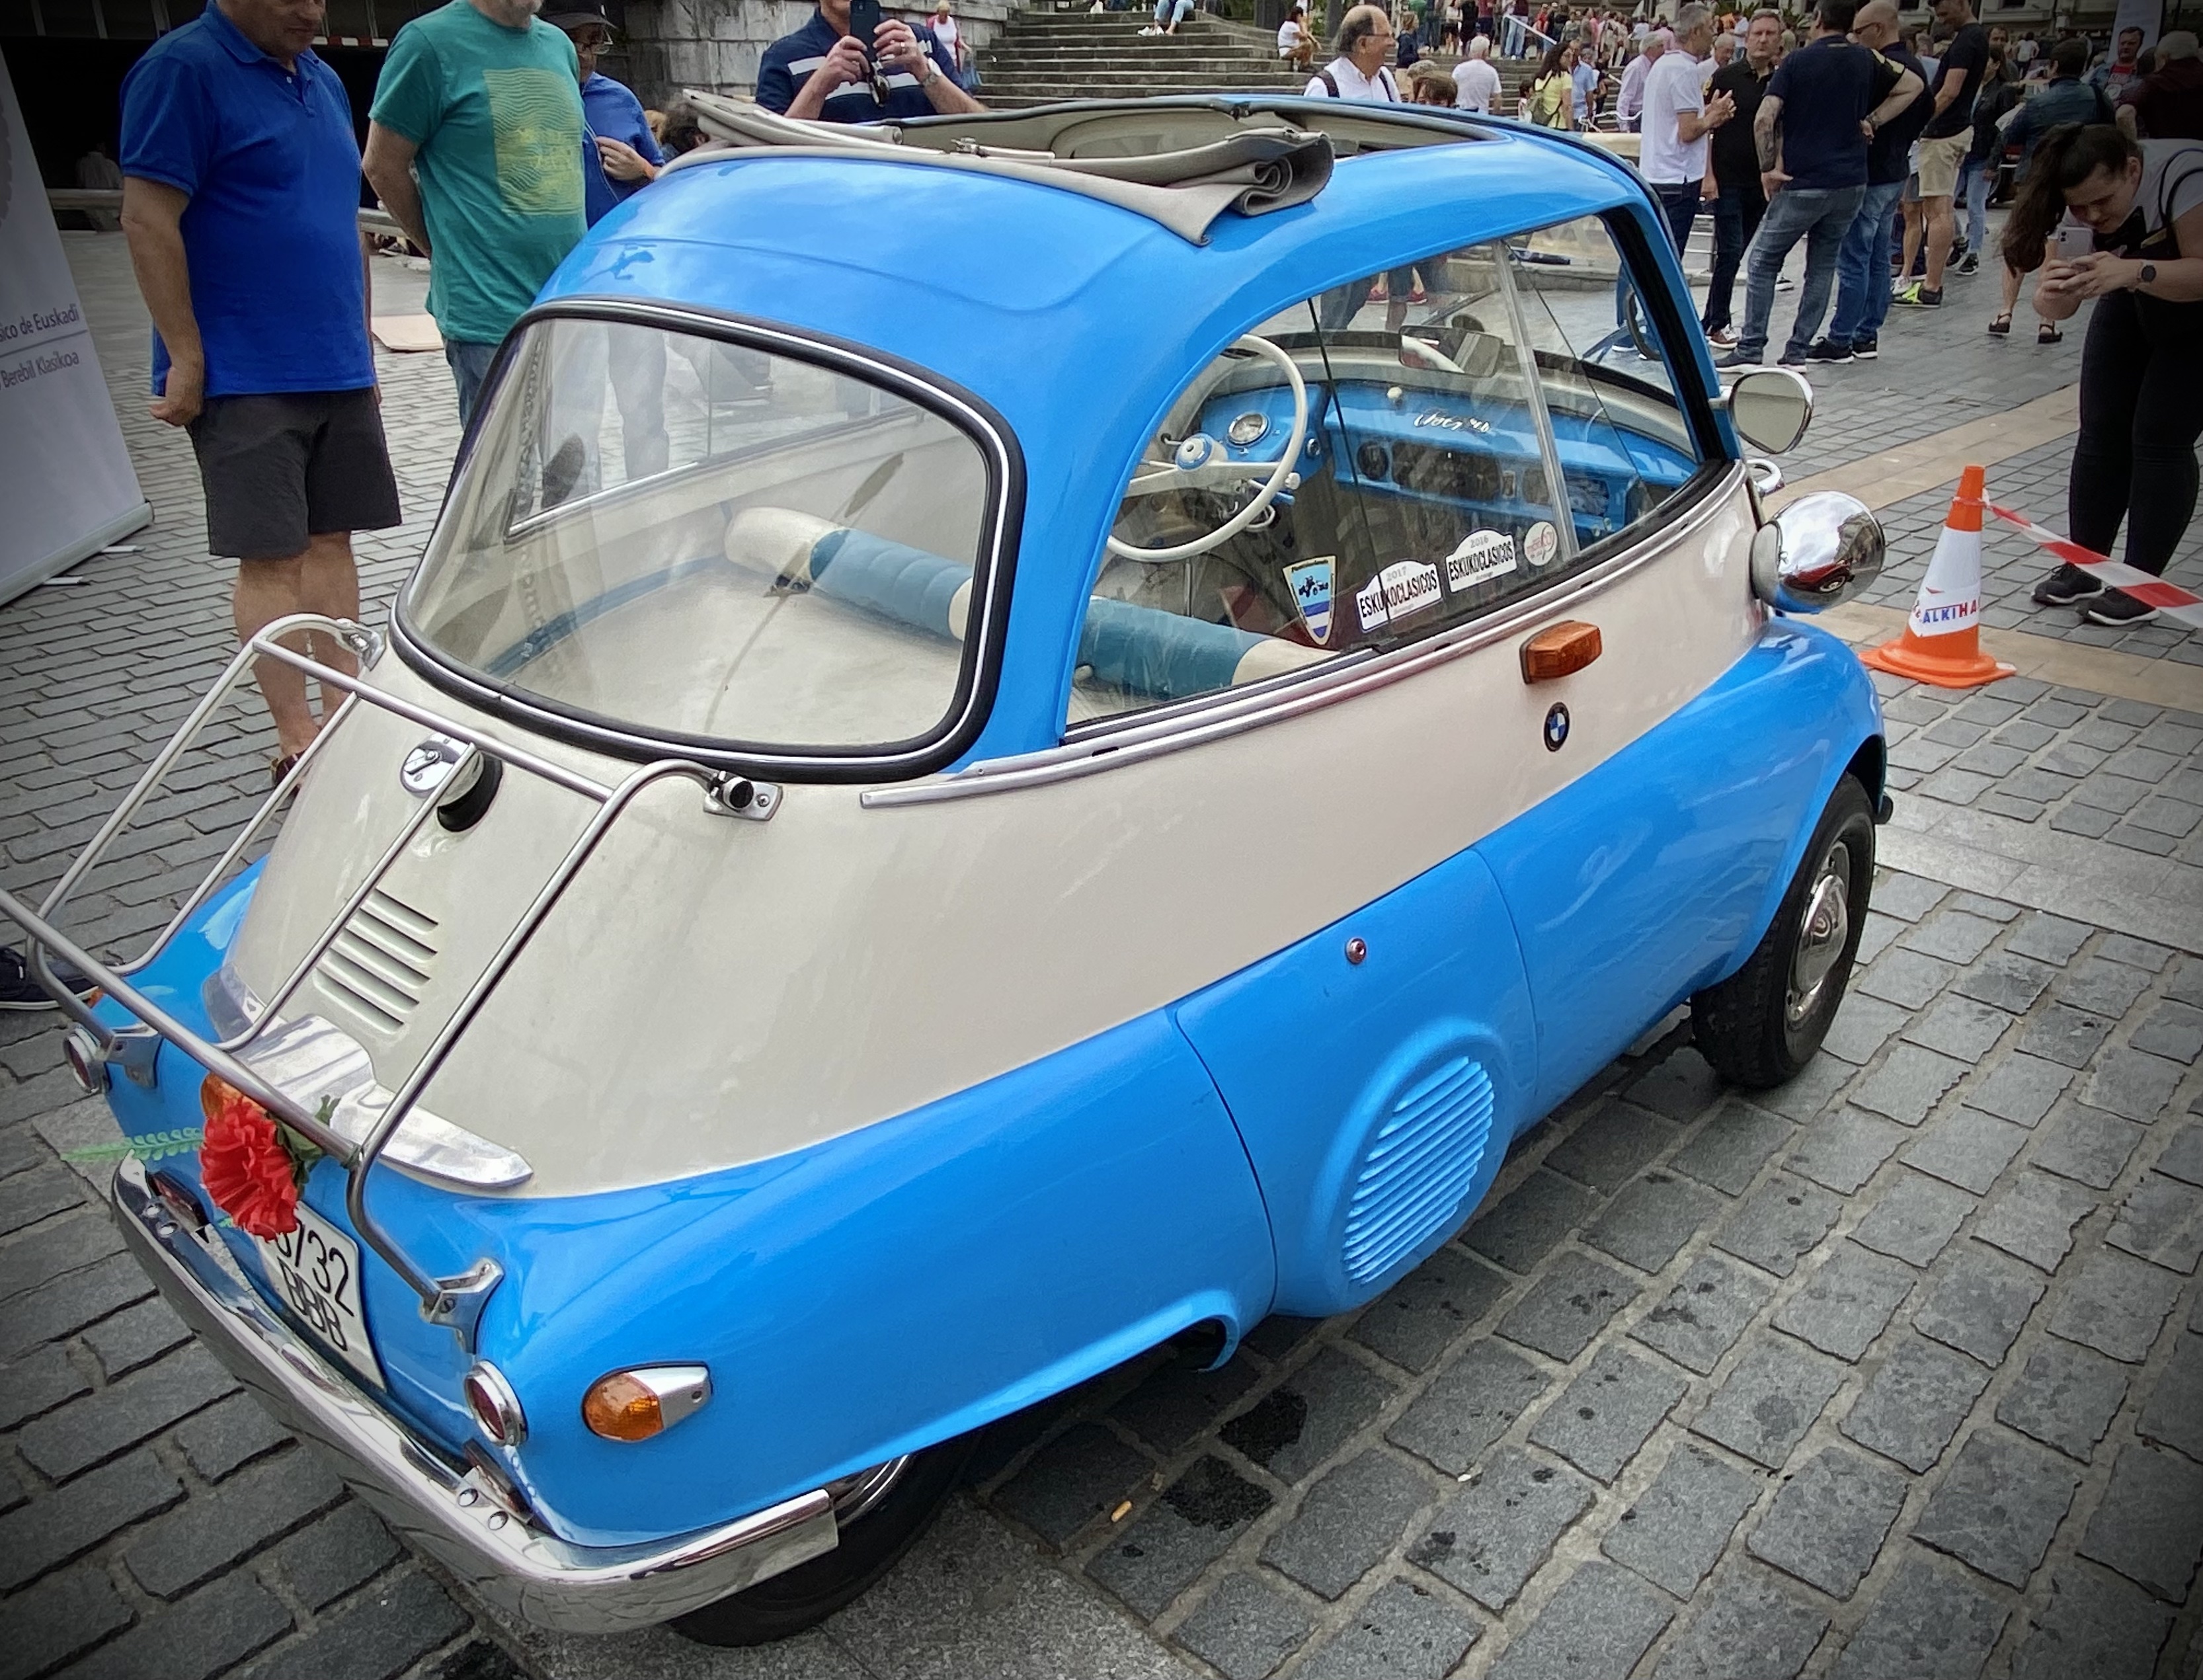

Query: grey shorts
left=188, top=388, right=402, bottom=561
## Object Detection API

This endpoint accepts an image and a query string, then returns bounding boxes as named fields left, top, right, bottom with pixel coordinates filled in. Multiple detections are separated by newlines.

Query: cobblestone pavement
left=2, top=231, right=2200, bottom=1680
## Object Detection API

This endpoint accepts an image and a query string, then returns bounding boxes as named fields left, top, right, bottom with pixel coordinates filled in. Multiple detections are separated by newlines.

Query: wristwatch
left=920, top=57, right=940, bottom=86
left=2138, top=261, right=2158, bottom=288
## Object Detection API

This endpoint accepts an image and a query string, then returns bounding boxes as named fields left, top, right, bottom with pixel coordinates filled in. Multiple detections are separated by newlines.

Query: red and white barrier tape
left=1987, top=502, right=2203, bottom=631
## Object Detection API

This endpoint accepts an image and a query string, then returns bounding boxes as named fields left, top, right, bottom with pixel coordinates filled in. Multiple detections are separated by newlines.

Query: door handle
left=1520, top=620, right=1602, bottom=683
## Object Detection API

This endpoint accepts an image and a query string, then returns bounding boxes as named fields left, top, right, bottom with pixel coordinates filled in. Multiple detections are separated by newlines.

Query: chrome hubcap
left=1786, top=841, right=1851, bottom=1027
left=824, top=1455, right=912, bottom=1526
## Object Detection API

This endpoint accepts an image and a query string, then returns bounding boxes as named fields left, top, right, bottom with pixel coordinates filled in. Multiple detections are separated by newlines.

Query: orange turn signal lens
left=582, top=1366, right=712, bottom=1442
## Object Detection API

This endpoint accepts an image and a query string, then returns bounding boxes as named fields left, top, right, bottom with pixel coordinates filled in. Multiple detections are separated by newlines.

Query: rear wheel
left=670, top=1435, right=975, bottom=1646
left=1693, top=776, right=1875, bottom=1089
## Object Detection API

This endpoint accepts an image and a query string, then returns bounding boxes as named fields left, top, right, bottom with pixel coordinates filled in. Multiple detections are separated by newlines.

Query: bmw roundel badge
left=1544, top=703, right=1570, bottom=752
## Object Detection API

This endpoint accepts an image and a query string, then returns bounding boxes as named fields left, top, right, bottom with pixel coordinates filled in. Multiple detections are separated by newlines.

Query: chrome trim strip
left=111, top=1157, right=838, bottom=1633
left=863, top=460, right=1748, bottom=808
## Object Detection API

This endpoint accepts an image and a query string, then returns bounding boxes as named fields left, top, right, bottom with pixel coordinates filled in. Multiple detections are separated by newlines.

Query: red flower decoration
left=199, top=1080, right=301, bottom=1239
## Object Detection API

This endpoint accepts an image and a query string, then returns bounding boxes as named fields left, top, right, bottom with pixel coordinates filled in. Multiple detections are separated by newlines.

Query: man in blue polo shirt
left=547, top=0, right=663, bottom=224
left=120, top=0, right=400, bottom=781
left=756, top=0, right=986, bottom=122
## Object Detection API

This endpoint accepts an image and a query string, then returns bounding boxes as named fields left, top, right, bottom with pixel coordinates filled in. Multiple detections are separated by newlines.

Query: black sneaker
left=1956, top=252, right=1980, bottom=276
left=2083, top=590, right=2159, bottom=626
left=1806, top=338, right=1854, bottom=364
left=1851, top=334, right=1879, bottom=359
left=0, top=945, right=93, bottom=1011
left=1713, top=348, right=1764, bottom=370
left=2030, top=563, right=2105, bottom=606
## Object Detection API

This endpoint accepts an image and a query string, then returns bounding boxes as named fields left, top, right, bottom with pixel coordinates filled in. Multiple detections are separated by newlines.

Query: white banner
left=0, top=48, right=149, bottom=608
left=2108, top=0, right=2163, bottom=62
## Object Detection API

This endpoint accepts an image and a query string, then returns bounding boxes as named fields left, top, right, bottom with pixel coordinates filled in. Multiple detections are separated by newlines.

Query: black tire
left=670, top=1435, right=975, bottom=1646
left=1693, top=775, right=1876, bottom=1090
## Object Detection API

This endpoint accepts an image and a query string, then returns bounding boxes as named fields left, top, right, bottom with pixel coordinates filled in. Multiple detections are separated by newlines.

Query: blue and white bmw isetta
left=7, top=95, right=1889, bottom=1642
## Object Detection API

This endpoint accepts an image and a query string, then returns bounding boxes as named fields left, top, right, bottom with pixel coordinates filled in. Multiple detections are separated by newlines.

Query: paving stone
left=0, top=1162, right=87, bottom=1238
left=1712, top=1174, right=1841, bottom=1281
left=1689, top=1336, right=1845, bottom=1469
left=63, top=1571, right=295, bottom=1680
left=0, top=1562, right=136, bottom=1680
left=1240, top=1316, right=1321, bottom=1363
left=15, top=1343, right=233, bottom=1480
left=1296, top=1577, right=1478, bottom=1680
left=2034, top=1105, right=2146, bottom=1190
left=0, top=1214, right=126, bottom=1308
left=1872, top=871, right=1947, bottom=921
left=264, top=1501, right=401, bottom=1611
left=124, top=1446, right=346, bottom=1599
left=172, top=1392, right=292, bottom=1482
left=1911, top=1243, right=2046, bottom=1366
left=992, top=1422, right=1152, bottom=1547
left=1858, top=948, right=1958, bottom=1010
left=2048, top=1249, right=2183, bottom=1363
left=1851, top=1171, right=1974, bottom=1266
left=1900, top=911, right=2002, bottom=965
left=1901, top=995, right=2011, bottom=1064
left=238, top=1566, right=467, bottom=1680
left=1774, top=1244, right=1918, bottom=1361
left=1601, top=1443, right=1759, bottom=1597
left=1625, top=1047, right=1724, bottom=1123
left=1823, top=994, right=1911, bottom=1065
left=1652, top=1566, right=1829, bottom=1680
left=76, top=1298, right=190, bottom=1386
left=1174, top=1574, right=1312, bottom=1680
left=2162, top=1122, right=2203, bottom=1187
left=1410, top=1446, right=1594, bottom=1611
left=1387, top=1339, right=1550, bottom=1475
left=1746, top=1445, right=1908, bottom=1599
left=1485, top=1560, right=1672, bottom=1680
left=1974, top=1172, right=2096, bottom=1273
left=1825, top=1555, right=2009, bottom=1680
left=1630, top=1256, right=1775, bottom=1375
left=1230, top=1346, right=1398, bottom=1483
left=1544, top=1100, right=1677, bottom=1194
left=1960, top=1052, right=2073, bottom=1127
left=1111, top=1355, right=1260, bottom=1455
left=1348, top=1248, right=1509, bottom=1377
left=2009, top=1567, right=2178, bottom=1680
left=1088, top=1455, right=1274, bottom=1617
left=2108, top=1173, right=2203, bottom=1275
left=1670, top=1101, right=1793, bottom=1196
left=1260, top=1450, right=1429, bottom=1601
left=0, top=1248, right=149, bottom=1363
left=1955, top=953, right=2060, bottom=1016
left=0, top=1449, right=182, bottom=1591
left=1782, top=1108, right=1905, bottom=1197
left=2138, top=1333, right=2203, bottom=1464
left=1851, top=1044, right=1972, bottom=1129
left=1853, top=911, right=1905, bottom=967
left=1464, top=1170, right=1601, bottom=1274
left=1496, top=1252, right=1640, bottom=1363
left=2079, top=1442, right=2203, bottom=1603
left=1525, top=1347, right=1687, bottom=1485
left=1582, top=1172, right=1722, bottom=1275
left=1902, top=1109, right=2028, bottom=1195
left=1913, top=1428, right=2083, bottom=1587
left=1997, top=1340, right=2131, bottom=1464
left=0, top=1342, right=89, bottom=1431
left=2128, top=1002, right=2203, bottom=1068
left=2021, top=1004, right=2118, bottom=1069
left=1843, top=1331, right=1991, bottom=1472
left=2058, top=955, right=2155, bottom=1018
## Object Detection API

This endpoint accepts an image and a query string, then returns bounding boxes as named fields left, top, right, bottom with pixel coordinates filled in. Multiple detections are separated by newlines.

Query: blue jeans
left=1739, top=184, right=1864, bottom=360
left=1702, top=177, right=1765, bottom=331
left=1619, top=181, right=1701, bottom=328
left=446, top=339, right=499, bottom=426
left=1961, top=153, right=1991, bottom=255
left=1827, top=178, right=1905, bottom=346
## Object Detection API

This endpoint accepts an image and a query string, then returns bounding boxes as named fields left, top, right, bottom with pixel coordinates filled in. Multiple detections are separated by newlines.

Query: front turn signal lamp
left=582, top=1365, right=713, bottom=1442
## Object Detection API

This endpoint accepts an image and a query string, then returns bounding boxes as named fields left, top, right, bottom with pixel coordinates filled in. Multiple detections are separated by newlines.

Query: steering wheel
left=1106, top=334, right=1312, bottom=565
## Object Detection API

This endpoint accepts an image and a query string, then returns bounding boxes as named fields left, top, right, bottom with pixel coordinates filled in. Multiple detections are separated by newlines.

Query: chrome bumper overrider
left=111, top=1156, right=839, bottom=1633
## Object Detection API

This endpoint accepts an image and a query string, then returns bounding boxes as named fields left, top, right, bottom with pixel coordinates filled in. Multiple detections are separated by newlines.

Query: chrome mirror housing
left=1722, top=366, right=1815, bottom=454
left=1751, top=491, right=1885, bottom=615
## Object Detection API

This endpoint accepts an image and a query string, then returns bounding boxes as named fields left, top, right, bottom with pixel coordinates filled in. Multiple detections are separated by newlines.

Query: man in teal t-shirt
left=363, top=0, right=586, bottom=421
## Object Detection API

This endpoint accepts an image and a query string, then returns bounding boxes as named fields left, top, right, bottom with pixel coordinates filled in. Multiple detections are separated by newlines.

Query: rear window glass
left=403, top=316, right=1001, bottom=757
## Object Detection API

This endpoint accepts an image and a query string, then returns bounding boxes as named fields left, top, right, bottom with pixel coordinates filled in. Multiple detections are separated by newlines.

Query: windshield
left=402, top=315, right=1004, bottom=762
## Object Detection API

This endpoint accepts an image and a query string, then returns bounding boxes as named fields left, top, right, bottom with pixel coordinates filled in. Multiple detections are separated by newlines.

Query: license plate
left=253, top=1203, right=385, bottom=1389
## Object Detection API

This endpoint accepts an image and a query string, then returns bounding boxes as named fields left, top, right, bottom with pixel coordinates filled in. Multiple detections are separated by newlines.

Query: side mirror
left=1750, top=491, right=1885, bottom=615
left=1722, top=366, right=1814, bottom=454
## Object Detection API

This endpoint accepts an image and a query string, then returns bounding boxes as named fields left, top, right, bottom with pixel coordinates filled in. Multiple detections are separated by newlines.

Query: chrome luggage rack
left=0, top=614, right=773, bottom=1350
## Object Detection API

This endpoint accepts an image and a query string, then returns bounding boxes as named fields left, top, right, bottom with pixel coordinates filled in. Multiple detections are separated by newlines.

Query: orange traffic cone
left=1860, top=464, right=2016, bottom=690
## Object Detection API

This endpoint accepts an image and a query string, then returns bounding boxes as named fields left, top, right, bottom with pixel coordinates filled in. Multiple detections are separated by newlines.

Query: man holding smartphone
left=756, top=0, right=985, bottom=121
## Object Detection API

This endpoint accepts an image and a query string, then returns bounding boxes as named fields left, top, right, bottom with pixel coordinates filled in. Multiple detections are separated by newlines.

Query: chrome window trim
left=861, top=457, right=1747, bottom=809
left=391, top=297, right=1027, bottom=784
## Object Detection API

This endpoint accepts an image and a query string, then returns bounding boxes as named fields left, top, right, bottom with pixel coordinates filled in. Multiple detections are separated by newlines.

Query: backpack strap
left=1317, top=67, right=1341, bottom=95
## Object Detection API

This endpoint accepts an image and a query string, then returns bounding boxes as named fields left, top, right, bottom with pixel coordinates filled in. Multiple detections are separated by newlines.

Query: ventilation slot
left=316, top=889, right=438, bottom=1033
left=1341, top=1057, right=1496, bottom=1286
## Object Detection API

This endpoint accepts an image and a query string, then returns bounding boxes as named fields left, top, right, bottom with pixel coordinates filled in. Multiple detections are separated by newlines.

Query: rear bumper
left=110, top=1156, right=838, bottom=1634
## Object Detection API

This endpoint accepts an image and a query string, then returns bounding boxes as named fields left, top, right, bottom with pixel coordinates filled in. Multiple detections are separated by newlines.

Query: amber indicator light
left=1520, top=621, right=1603, bottom=684
left=583, top=1372, right=666, bottom=1441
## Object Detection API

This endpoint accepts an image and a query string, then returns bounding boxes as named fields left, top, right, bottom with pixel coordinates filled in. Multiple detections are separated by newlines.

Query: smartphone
left=2053, top=223, right=2094, bottom=264
left=848, top=0, right=884, bottom=53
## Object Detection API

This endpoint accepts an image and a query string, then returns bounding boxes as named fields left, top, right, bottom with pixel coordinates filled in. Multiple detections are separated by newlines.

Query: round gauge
left=1226, top=412, right=1269, bottom=448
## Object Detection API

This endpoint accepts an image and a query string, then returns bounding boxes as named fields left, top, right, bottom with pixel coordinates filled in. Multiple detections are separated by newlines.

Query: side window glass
left=1502, top=215, right=1706, bottom=552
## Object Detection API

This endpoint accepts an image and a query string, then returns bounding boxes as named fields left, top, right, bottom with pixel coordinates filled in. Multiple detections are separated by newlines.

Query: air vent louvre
left=1340, top=1057, right=1495, bottom=1285
left=316, top=889, right=439, bottom=1033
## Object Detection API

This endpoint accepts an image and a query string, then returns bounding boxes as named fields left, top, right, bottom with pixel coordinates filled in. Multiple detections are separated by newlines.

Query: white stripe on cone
left=1907, top=518, right=1983, bottom=640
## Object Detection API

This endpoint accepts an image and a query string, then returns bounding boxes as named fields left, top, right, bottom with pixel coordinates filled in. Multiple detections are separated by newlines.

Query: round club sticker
left=1523, top=521, right=1559, bottom=569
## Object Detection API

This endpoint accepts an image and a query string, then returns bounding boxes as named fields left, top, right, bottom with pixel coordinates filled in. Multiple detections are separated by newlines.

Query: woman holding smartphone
left=2004, top=125, right=2203, bottom=623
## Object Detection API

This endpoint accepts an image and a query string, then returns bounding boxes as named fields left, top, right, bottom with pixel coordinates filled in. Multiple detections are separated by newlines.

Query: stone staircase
left=974, top=10, right=1542, bottom=108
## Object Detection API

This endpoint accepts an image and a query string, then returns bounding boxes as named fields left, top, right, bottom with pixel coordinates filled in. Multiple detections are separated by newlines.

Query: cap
left=545, top=0, right=614, bottom=29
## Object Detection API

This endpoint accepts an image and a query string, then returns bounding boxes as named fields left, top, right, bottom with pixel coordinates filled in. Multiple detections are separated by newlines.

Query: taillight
left=582, top=1365, right=712, bottom=1442
left=464, top=1362, right=528, bottom=1447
